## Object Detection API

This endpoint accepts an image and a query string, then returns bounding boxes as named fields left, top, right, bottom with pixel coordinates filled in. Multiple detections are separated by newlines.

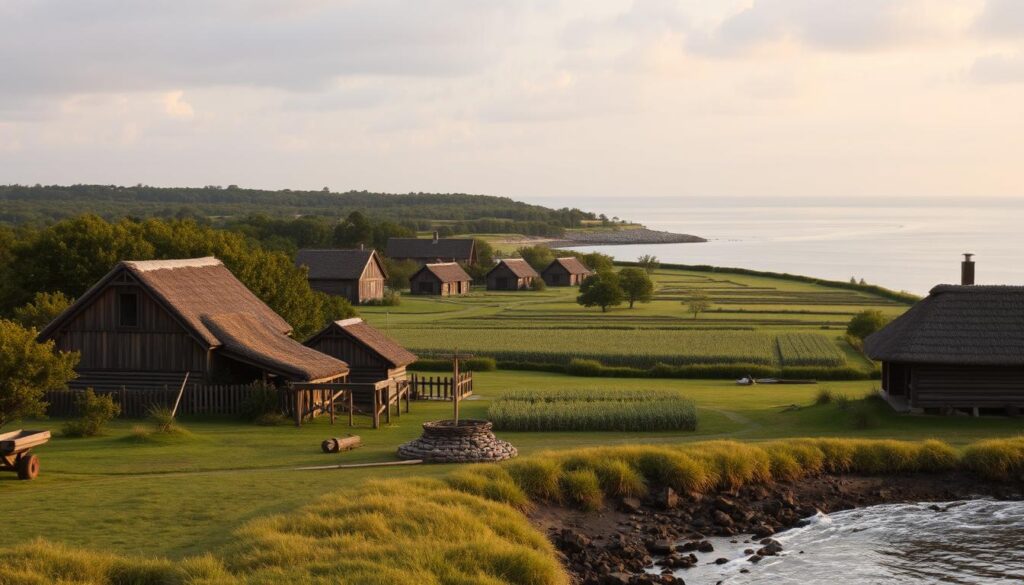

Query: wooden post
left=294, top=388, right=302, bottom=427
left=348, top=390, right=354, bottom=427
left=453, top=350, right=460, bottom=425
left=372, top=387, right=380, bottom=429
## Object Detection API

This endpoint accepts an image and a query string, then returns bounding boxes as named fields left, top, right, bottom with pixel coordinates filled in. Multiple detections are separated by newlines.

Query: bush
left=847, top=309, right=891, bottom=340
left=814, top=388, right=834, bottom=405
left=62, top=389, right=120, bottom=437
left=529, top=278, right=546, bottom=292
left=364, top=289, right=402, bottom=306
left=239, top=384, right=282, bottom=422
left=0, top=319, right=79, bottom=429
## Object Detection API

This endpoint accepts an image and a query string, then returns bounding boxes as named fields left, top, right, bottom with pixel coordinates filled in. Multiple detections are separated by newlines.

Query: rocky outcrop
left=397, top=419, right=517, bottom=463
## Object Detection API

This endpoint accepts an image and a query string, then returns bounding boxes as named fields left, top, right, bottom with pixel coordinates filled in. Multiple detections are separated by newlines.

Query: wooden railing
left=409, top=373, right=473, bottom=401
left=44, top=384, right=262, bottom=418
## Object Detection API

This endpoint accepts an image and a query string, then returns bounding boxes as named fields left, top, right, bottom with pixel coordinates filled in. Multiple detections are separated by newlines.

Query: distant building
left=409, top=262, right=472, bottom=296
left=541, top=257, right=593, bottom=287
left=865, top=254, right=1024, bottom=414
left=486, top=259, right=539, bottom=290
left=386, top=232, right=477, bottom=265
left=295, top=248, right=386, bottom=304
left=38, top=257, right=349, bottom=389
left=305, top=318, right=417, bottom=384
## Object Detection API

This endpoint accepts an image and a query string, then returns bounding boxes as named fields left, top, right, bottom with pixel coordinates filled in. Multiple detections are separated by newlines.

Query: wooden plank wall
left=44, top=384, right=263, bottom=418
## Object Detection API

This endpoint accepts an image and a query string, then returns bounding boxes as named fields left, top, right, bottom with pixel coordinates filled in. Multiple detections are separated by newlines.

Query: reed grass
left=961, top=436, right=1024, bottom=480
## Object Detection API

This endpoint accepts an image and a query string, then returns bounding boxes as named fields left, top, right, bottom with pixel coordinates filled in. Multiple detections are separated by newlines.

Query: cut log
left=321, top=435, right=362, bottom=453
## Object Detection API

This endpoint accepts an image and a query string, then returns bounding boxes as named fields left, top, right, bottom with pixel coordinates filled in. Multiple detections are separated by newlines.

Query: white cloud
left=162, top=91, right=195, bottom=119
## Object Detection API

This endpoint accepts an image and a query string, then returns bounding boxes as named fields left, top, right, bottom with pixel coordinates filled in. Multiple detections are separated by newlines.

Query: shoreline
left=488, top=228, right=706, bottom=250
left=532, top=472, right=1023, bottom=585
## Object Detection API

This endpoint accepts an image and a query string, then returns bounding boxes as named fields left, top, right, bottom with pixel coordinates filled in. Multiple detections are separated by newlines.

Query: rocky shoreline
left=531, top=473, right=1023, bottom=585
left=549, top=228, right=706, bottom=248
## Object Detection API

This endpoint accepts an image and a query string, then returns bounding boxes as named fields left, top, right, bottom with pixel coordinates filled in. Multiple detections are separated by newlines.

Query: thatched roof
left=488, top=258, right=539, bottom=279
left=40, top=257, right=349, bottom=381
left=204, top=313, right=349, bottom=382
left=295, top=249, right=384, bottom=280
left=544, top=257, right=593, bottom=276
left=413, top=262, right=472, bottom=283
left=386, top=237, right=475, bottom=261
left=864, top=285, right=1024, bottom=366
left=307, top=318, right=417, bottom=368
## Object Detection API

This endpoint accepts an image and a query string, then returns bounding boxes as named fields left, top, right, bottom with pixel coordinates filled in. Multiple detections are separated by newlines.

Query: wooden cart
left=0, top=429, right=51, bottom=480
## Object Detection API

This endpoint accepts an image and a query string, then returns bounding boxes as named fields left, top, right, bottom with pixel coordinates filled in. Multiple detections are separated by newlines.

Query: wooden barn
left=305, top=318, right=417, bottom=384
left=386, top=232, right=477, bottom=265
left=409, top=262, right=472, bottom=296
left=541, top=257, right=593, bottom=286
left=38, top=257, right=349, bottom=390
left=865, top=268, right=1024, bottom=414
left=295, top=248, right=386, bottom=304
left=486, top=259, right=539, bottom=290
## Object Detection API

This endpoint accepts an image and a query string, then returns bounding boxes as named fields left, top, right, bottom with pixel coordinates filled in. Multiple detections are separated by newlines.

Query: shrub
left=147, top=405, right=187, bottom=435
left=846, top=309, right=891, bottom=340
left=565, top=358, right=603, bottom=376
left=239, top=384, right=281, bottom=422
left=814, top=388, right=835, bottom=405
left=0, top=319, right=79, bottom=429
left=364, top=289, right=402, bottom=306
left=62, top=389, right=120, bottom=437
left=529, top=278, right=547, bottom=292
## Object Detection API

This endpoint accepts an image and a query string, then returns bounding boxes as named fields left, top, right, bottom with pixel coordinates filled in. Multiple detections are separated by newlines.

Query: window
left=118, top=292, right=139, bottom=327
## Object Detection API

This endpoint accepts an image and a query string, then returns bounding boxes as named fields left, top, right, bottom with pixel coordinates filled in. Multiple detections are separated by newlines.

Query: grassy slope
left=2, top=370, right=1022, bottom=558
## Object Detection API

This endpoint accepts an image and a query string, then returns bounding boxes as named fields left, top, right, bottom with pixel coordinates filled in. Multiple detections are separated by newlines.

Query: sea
left=532, top=197, right=1024, bottom=296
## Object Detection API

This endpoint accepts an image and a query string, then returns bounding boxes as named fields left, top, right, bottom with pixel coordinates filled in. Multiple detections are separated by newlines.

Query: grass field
left=2, top=369, right=1022, bottom=560
left=361, top=266, right=910, bottom=377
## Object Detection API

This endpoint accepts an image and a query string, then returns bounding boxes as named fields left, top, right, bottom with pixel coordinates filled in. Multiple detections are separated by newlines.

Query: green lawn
left=2, top=369, right=1021, bottom=559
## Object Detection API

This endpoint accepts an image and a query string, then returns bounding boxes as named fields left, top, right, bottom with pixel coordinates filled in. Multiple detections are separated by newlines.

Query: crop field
left=488, top=388, right=698, bottom=432
left=776, top=333, right=848, bottom=367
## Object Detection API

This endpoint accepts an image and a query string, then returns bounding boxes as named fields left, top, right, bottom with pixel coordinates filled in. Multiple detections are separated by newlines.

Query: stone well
left=397, top=419, right=517, bottom=463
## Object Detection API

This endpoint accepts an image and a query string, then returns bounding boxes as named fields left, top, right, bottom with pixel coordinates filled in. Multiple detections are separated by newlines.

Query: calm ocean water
left=545, top=198, right=1024, bottom=295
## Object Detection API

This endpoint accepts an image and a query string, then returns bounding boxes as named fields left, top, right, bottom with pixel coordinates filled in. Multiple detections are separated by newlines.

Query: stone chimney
left=961, top=253, right=975, bottom=285
left=432, top=231, right=439, bottom=244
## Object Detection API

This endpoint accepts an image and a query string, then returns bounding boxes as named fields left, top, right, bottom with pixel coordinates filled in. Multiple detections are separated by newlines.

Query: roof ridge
left=123, top=257, right=221, bottom=272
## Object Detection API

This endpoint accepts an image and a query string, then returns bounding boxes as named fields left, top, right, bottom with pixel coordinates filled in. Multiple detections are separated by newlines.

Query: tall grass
left=962, top=436, right=1024, bottom=480
left=488, top=389, right=697, bottom=432
left=777, top=333, right=847, bottom=367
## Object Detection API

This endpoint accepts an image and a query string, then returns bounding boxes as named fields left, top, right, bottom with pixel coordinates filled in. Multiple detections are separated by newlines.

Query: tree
left=637, top=254, right=660, bottom=274
left=684, top=292, right=711, bottom=320
left=332, top=211, right=373, bottom=248
left=579, top=252, right=614, bottom=273
left=0, top=319, right=79, bottom=429
left=618, top=268, right=653, bottom=309
left=847, top=309, right=890, bottom=340
left=516, top=245, right=555, bottom=271
left=383, top=258, right=420, bottom=291
left=13, top=291, right=72, bottom=329
left=577, top=272, right=624, bottom=312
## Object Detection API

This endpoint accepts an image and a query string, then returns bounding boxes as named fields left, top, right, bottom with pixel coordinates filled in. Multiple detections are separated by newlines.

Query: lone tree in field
left=684, top=292, right=711, bottom=320
left=0, top=319, right=79, bottom=429
left=636, top=254, right=660, bottom=274
left=618, top=267, right=654, bottom=309
left=577, top=272, right=624, bottom=312
left=846, top=309, right=890, bottom=340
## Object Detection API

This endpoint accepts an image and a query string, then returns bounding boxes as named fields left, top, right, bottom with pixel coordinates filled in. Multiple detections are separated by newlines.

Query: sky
left=2, top=0, right=1024, bottom=202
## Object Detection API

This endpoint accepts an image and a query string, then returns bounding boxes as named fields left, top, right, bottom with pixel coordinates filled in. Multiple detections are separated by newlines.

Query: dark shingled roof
left=414, top=262, right=472, bottom=283
left=544, top=257, right=593, bottom=276
left=864, top=285, right=1024, bottom=366
left=488, top=258, right=539, bottom=279
left=295, top=249, right=382, bottom=280
left=386, top=237, right=475, bottom=261
left=308, top=318, right=418, bottom=368
left=40, top=257, right=349, bottom=382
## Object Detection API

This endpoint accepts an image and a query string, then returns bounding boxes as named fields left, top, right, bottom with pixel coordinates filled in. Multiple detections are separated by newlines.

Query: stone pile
left=397, top=419, right=517, bottom=463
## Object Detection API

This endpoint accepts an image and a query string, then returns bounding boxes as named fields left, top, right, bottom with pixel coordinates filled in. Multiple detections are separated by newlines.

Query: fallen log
left=321, top=435, right=362, bottom=453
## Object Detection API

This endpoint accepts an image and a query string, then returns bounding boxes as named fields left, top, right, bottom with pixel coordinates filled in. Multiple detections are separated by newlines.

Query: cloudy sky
left=2, top=0, right=1023, bottom=201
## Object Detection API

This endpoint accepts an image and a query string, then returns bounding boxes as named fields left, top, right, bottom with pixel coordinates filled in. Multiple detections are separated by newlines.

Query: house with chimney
left=295, top=248, right=387, bottom=304
left=386, top=232, right=477, bottom=266
left=865, top=254, right=1024, bottom=415
left=38, top=257, right=350, bottom=390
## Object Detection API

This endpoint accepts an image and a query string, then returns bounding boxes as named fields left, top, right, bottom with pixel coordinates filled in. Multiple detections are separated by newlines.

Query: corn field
left=488, top=389, right=697, bottom=432
left=777, top=333, right=847, bottom=367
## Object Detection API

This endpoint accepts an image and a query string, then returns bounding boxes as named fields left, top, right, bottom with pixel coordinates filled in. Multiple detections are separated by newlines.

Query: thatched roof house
left=39, top=257, right=349, bottom=389
left=865, top=283, right=1024, bottom=414
left=386, top=233, right=477, bottom=265
left=486, top=259, right=539, bottom=290
left=409, top=262, right=472, bottom=296
left=295, top=248, right=386, bottom=304
left=305, top=318, right=417, bottom=383
left=541, top=257, right=593, bottom=286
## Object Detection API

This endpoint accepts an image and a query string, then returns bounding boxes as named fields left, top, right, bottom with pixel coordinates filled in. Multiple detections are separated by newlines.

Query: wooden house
left=38, top=257, right=349, bottom=390
left=865, top=257, right=1024, bottom=414
left=305, top=318, right=417, bottom=384
left=486, top=259, right=539, bottom=290
left=541, top=257, right=593, bottom=286
left=409, top=262, right=472, bottom=296
left=386, top=232, right=477, bottom=265
left=295, top=248, right=386, bottom=304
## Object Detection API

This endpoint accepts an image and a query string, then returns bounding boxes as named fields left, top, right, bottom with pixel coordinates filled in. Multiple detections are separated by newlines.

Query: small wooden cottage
left=409, top=262, right=472, bottom=296
left=865, top=280, right=1024, bottom=414
left=486, top=259, right=539, bottom=290
left=38, top=257, right=349, bottom=390
left=541, top=257, right=593, bottom=286
left=295, top=248, right=386, bottom=304
left=386, top=233, right=477, bottom=265
left=305, top=318, right=417, bottom=384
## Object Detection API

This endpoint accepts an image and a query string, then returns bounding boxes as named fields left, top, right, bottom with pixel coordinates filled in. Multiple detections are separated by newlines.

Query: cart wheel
left=17, top=454, right=39, bottom=480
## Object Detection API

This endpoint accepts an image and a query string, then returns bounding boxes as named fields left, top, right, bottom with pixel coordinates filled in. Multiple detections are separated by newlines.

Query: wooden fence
left=409, top=373, right=473, bottom=401
left=44, top=384, right=264, bottom=418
